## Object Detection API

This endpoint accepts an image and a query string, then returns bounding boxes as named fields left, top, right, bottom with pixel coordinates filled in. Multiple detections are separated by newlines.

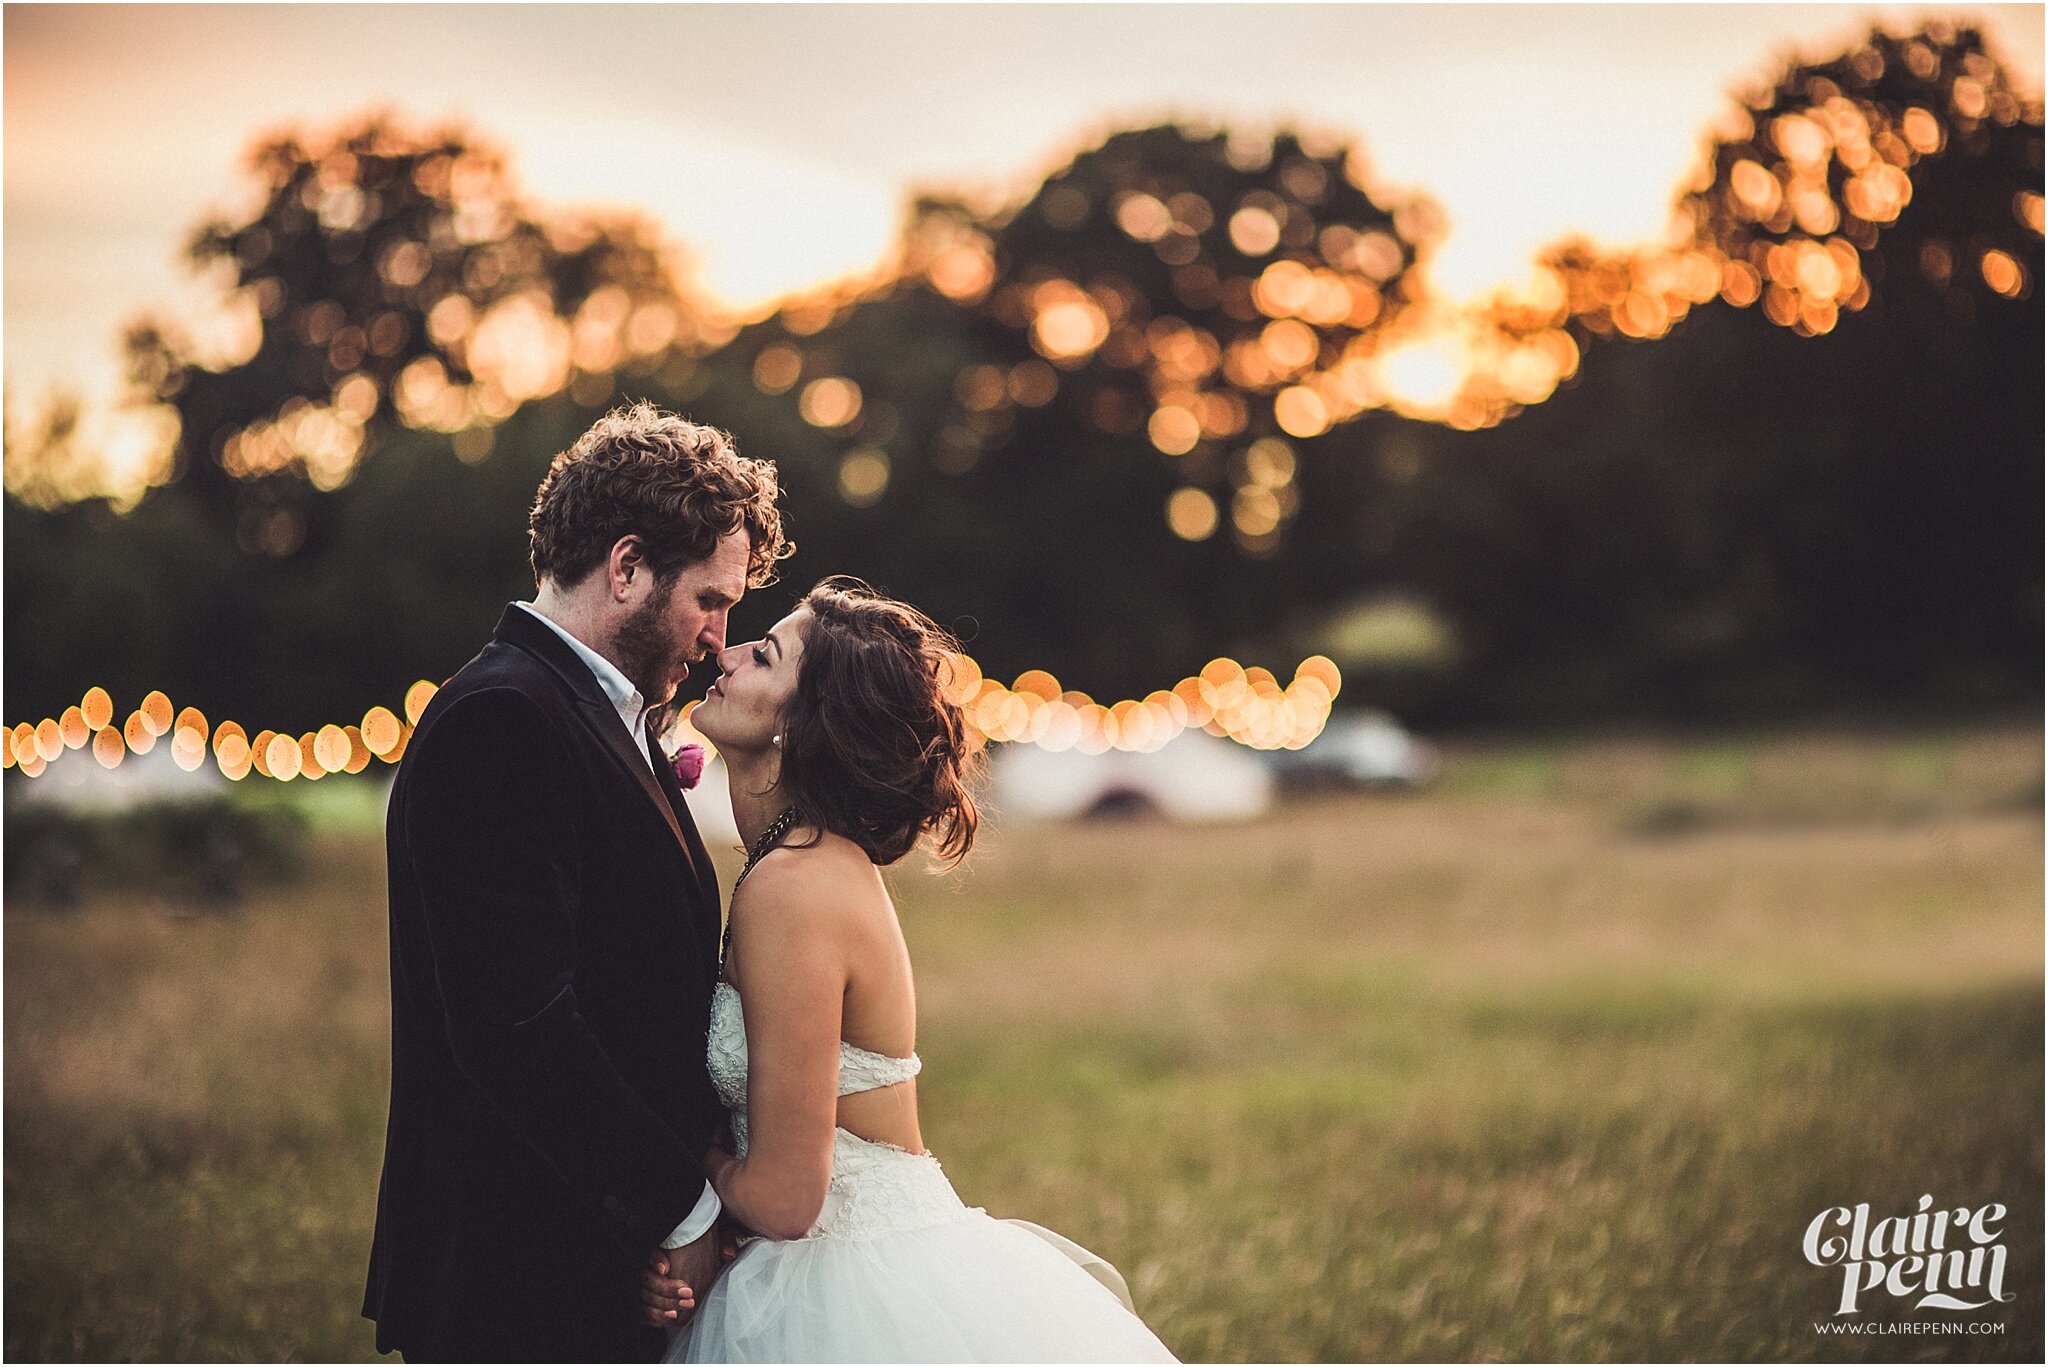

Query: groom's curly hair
left=776, top=578, right=981, bottom=868
left=528, top=401, right=791, bottom=589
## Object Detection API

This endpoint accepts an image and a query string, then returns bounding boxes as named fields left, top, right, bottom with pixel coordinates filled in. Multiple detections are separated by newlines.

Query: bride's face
left=693, top=605, right=809, bottom=754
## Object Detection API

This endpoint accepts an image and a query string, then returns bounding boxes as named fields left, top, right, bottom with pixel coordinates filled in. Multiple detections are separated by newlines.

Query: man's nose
left=701, top=613, right=728, bottom=655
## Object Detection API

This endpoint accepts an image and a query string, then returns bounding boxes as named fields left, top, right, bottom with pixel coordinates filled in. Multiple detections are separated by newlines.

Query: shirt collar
left=513, top=601, right=648, bottom=739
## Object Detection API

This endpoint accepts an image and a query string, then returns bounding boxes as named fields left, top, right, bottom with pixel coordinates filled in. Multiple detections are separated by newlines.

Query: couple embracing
left=362, top=404, right=1177, bottom=1363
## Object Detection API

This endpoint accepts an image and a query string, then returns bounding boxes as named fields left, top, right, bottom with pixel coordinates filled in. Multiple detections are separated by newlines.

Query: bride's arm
left=707, top=854, right=847, bottom=1240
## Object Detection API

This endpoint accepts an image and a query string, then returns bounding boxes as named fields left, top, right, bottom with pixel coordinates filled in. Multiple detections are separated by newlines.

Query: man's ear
left=609, top=535, right=646, bottom=597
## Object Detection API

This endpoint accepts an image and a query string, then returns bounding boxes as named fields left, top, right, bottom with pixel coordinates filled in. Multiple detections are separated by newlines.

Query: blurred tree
left=117, top=113, right=708, bottom=547
left=653, top=124, right=1436, bottom=696
left=1681, top=20, right=2040, bottom=335
left=1395, top=20, right=2043, bottom=721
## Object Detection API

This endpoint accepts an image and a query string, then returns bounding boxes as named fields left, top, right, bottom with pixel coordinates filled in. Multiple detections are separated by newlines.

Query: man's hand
left=638, top=1227, right=716, bottom=1329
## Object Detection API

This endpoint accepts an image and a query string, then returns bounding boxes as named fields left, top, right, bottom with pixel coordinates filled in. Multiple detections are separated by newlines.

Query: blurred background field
left=7, top=721, right=2039, bottom=1362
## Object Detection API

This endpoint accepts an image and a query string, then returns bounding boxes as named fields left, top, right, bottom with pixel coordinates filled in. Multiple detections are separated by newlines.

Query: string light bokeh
left=2, top=681, right=436, bottom=783
left=3, top=653, right=1341, bottom=784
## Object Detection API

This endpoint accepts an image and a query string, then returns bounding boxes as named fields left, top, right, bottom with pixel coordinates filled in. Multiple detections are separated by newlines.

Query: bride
left=642, top=577, right=1176, bottom=1363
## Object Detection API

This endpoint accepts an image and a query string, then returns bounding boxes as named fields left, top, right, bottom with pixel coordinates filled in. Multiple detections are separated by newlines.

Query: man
left=365, top=403, right=791, bottom=1361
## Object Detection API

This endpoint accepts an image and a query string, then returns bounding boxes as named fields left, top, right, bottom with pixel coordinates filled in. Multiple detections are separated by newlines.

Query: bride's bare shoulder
left=731, top=833, right=888, bottom=942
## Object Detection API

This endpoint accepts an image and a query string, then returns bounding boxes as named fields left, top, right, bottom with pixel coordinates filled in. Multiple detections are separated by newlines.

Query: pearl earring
left=772, top=734, right=782, bottom=746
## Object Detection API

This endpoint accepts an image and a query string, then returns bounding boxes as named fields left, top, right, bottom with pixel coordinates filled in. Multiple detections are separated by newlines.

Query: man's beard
left=611, top=573, right=690, bottom=707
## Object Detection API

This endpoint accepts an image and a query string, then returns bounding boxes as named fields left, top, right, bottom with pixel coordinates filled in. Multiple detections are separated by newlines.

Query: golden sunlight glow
left=4, top=401, right=185, bottom=513
left=1030, top=291, right=1111, bottom=363
left=798, top=377, right=863, bottom=428
left=1981, top=248, right=2026, bottom=296
left=1007, top=359, right=1059, bottom=407
left=467, top=292, right=574, bottom=405
left=1166, top=487, right=1220, bottom=540
left=926, top=243, right=996, bottom=303
left=1273, top=386, right=1331, bottom=439
left=752, top=343, right=803, bottom=395
left=1902, top=106, right=1944, bottom=154
left=1377, top=333, right=1469, bottom=415
left=1229, top=206, right=1281, bottom=256
left=1244, top=437, right=1297, bottom=487
left=837, top=448, right=891, bottom=506
left=1147, top=405, right=1202, bottom=456
left=1114, top=193, right=1173, bottom=243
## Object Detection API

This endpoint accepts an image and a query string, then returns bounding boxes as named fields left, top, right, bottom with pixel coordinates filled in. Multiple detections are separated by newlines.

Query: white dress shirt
left=513, top=602, right=722, bottom=1249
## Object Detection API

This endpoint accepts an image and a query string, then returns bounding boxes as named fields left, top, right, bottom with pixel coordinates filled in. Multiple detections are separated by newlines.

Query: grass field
left=6, top=722, right=2042, bottom=1362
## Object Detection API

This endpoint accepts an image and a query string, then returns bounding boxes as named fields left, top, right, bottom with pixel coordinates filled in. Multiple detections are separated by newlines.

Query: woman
left=648, top=577, right=1176, bottom=1363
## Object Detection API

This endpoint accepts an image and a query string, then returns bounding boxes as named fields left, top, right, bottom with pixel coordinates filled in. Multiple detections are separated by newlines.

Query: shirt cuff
left=659, top=1179, right=722, bottom=1248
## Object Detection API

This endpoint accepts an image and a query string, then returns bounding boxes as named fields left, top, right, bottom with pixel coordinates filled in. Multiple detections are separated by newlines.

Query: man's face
left=612, top=528, right=752, bottom=707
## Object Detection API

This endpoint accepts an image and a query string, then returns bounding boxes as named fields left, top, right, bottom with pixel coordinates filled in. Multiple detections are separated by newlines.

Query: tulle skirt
left=666, top=1145, right=1176, bottom=1363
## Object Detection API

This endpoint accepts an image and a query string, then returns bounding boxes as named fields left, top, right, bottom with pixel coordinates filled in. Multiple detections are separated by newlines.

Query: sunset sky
left=5, top=2, right=2041, bottom=469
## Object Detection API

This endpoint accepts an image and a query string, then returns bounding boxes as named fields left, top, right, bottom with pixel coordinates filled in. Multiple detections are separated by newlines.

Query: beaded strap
left=722, top=807, right=797, bottom=965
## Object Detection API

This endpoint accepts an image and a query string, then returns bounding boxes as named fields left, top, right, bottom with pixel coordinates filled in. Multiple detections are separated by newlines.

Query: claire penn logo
left=1803, top=1195, right=2015, bottom=1315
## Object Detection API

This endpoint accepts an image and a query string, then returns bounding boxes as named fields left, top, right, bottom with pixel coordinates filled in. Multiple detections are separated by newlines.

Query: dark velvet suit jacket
left=364, top=606, right=725, bottom=1362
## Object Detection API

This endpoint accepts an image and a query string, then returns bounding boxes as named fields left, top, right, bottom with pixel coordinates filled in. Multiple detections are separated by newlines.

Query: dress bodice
left=707, top=980, right=921, bottom=1110
left=706, top=979, right=964, bottom=1241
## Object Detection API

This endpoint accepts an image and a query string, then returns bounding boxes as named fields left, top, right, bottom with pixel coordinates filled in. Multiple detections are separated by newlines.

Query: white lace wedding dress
left=665, top=981, right=1178, bottom=1363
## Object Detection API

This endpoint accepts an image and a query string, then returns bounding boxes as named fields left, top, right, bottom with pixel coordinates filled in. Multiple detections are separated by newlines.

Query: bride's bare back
left=724, top=830, right=925, bottom=1164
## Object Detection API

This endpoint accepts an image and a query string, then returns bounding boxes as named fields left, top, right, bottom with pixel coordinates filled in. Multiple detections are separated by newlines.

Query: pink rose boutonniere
left=671, top=742, right=706, bottom=790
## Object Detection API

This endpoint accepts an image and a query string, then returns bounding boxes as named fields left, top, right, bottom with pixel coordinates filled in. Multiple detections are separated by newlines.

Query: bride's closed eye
left=752, top=644, right=770, bottom=666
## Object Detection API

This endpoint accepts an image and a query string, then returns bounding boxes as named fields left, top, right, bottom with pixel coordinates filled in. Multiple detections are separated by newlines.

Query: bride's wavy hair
left=775, top=578, right=980, bottom=868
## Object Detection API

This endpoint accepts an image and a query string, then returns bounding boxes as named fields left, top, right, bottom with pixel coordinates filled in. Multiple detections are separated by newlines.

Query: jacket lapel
left=492, top=606, right=693, bottom=860
left=644, top=729, right=724, bottom=934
